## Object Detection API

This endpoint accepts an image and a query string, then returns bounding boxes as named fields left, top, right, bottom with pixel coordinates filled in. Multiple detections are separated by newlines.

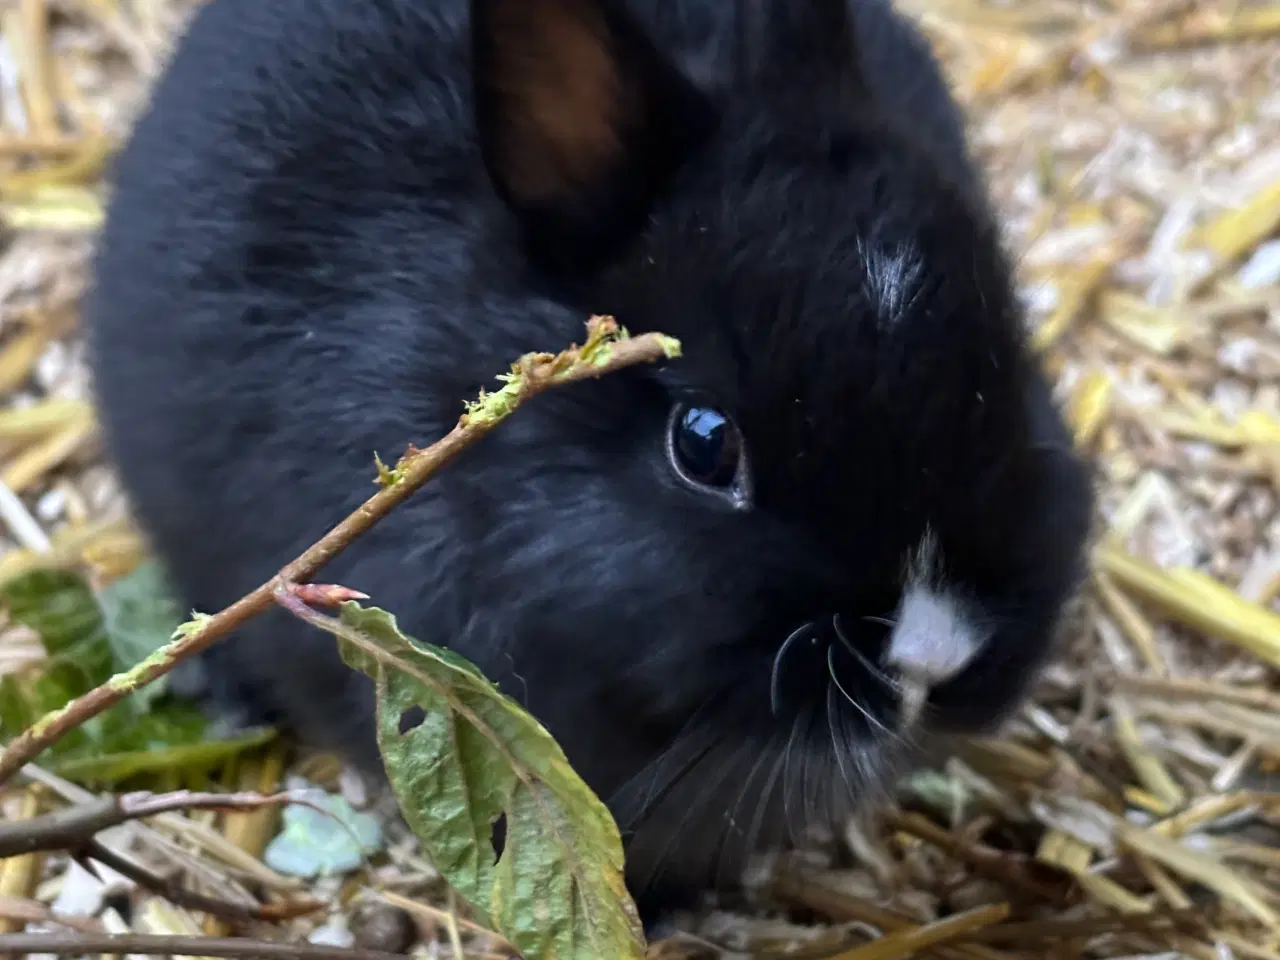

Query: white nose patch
left=884, top=585, right=987, bottom=686
left=882, top=529, right=990, bottom=727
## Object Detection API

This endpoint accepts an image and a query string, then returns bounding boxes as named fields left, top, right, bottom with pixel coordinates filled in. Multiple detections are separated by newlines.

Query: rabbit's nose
left=882, top=585, right=991, bottom=728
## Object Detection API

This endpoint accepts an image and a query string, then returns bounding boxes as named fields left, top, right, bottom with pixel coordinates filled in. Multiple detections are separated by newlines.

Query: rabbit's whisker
left=780, top=704, right=806, bottom=833
left=800, top=704, right=824, bottom=830
left=612, top=698, right=719, bottom=829
left=826, top=680, right=859, bottom=800
left=637, top=736, right=748, bottom=896
left=713, top=730, right=783, bottom=889
left=770, top=621, right=813, bottom=717
left=737, top=728, right=791, bottom=887
left=834, top=613, right=908, bottom=696
left=827, top=644, right=900, bottom=742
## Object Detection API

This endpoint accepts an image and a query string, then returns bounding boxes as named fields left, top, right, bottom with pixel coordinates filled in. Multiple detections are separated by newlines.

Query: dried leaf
left=264, top=787, right=383, bottom=879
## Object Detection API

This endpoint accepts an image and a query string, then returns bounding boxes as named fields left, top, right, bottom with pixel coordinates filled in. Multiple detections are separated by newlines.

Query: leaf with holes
left=329, top=601, right=644, bottom=960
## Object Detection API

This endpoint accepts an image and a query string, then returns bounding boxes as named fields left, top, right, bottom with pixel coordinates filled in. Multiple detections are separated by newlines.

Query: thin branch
left=961, top=908, right=1207, bottom=945
left=0, top=796, right=122, bottom=857
left=770, top=867, right=1010, bottom=960
left=0, top=933, right=410, bottom=960
left=826, top=904, right=1010, bottom=960
left=887, top=812, right=1077, bottom=905
left=77, top=840, right=326, bottom=923
left=0, top=789, right=313, bottom=858
left=376, top=889, right=508, bottom=945
left=0, top=317, right=679, bottom=785
left=0, top=894, right=105, bottom=935
left=13, top=766, right=310, bottom=894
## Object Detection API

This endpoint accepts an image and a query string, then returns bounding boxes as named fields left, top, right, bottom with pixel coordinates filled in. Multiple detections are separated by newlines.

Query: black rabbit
left=87, top=0, right=1094, bottom=924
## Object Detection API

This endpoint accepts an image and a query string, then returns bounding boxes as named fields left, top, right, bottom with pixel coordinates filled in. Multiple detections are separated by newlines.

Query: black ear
left=471, top=0, right=713, bottom=270
left=734, top=0, right=860, bottom=93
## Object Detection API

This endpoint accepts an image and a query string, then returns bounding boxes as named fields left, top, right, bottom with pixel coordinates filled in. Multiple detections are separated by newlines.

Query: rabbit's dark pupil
left=672, top=405, right=740, bottom=488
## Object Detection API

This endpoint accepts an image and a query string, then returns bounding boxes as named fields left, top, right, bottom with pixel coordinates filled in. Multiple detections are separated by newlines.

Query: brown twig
left=0, top=894, right=106, bottom=935
left=887, top=811, right=1078, bottom=905
left=0, top=796, right=122, bottom=857
left=826, top=904, right=1010, bottom=960
left=77, top=840, right=326, bottom=923
left=0, top=317, right=679, bottom=786
left=0, top=933, right=410, bottom=960
left=959, top=908, right=1207, bottom=944
left=376, top=889, right=510, bottom=944
left=0, top=789, right=312, bottom=858
left=770, top=867, right=1014, bottom=960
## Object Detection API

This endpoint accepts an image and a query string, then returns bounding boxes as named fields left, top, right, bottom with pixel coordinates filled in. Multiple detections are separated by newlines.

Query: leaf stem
left=0, top=317, right=679, bottom=786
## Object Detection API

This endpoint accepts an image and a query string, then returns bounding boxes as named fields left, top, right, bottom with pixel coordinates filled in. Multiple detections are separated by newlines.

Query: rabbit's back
left=89, top=0, right=501, bottom=742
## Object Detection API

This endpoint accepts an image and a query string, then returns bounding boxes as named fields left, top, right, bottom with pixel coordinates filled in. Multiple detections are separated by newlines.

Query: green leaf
left=329, top=601, right=644, bottom=960
left=0, top=676, right=28, bottom=736
left=264, top=787, right=384, bottom=879
left=3, top=569, right=113, bottom=686
left=52, top=726, right=278, bottom=784
left=896, top=768, right=974, bottom=821
left=0, top=570, right=118, bottom=755
left=97, top=560, right=186, bottom=706
left=0, top=565, right=268, bottom=786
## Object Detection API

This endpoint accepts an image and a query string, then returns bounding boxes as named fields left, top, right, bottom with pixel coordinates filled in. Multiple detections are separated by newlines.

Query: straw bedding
left=1, top=1, right=1278, bottom=957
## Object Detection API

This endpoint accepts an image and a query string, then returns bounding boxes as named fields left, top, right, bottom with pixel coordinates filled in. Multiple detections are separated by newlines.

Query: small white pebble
left=36, top=488, right=66, bottom=523
left=49, top=861, right=107, bottom=918
left=309, top=917, right=356, bottom=949
left=80, top=466, right=125, bottom=514
left=1238, top=239, right=1280, bottom=289
left=1011, top=173, right=1040, bottom=206
left=1125, top=808, right=1155, bottom=827
left=1258, top=92, right=1280, bottom=120
left=1020, top=279, right=1060, bottom=315
left=1182, top=441, right=1219, bottom=465
left=34, top=341, right=69, bottom=393
left=1217, top=337, right=1259, bottom=373
left=1211, top=380, right=1252, bottom=420
left=1238, top=549, right=1280, bottom=602
left=1183, top=833, right=1214, bottom=852
left=340, top=766, right=370, bottom=809
left=1085, top=33, right=1125, bottom=64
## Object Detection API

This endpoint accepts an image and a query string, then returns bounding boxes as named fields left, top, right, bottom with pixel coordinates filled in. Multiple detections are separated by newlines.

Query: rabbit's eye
left=667, top=403, right=748, bottom=501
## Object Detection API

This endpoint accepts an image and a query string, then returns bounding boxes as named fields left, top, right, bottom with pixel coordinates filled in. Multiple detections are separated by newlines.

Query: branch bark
left=0, top=933, right=414, bottom=960
left=0, top=317, right=678, bottom=786
left=0, top=789, right=311, bottom=858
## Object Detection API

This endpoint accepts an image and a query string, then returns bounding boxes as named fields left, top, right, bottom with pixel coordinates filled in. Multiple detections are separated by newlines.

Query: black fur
left=87, top=0, right=1094, bottom=924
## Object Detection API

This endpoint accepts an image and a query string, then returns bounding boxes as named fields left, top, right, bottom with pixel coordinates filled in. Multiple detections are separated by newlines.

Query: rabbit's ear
left=471, top=0, right=713, bottom=269
left=733, top=0, right=860, bottom=94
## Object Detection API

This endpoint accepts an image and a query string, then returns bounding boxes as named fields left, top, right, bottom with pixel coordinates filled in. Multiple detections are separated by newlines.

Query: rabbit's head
left=460, top=0, right=1095, bottom=898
